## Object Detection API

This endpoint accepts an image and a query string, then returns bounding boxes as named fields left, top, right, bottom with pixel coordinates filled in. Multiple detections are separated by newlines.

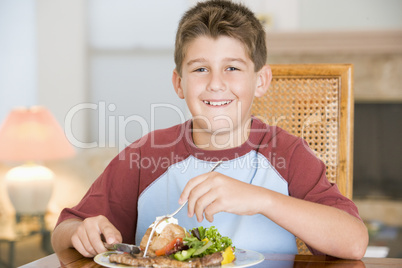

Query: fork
left=143, top=160, right=222, bottom=257
left=165, top=160, right=223, bottom=219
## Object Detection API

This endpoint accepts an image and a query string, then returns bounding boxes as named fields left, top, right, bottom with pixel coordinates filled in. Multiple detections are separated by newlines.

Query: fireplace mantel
left=266, top=30, right=402, bottom=102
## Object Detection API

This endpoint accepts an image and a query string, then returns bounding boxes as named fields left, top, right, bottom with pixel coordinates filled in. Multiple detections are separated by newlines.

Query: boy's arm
left=51, top=215, right=122, bottom=257
left=180, top=172, right=368, bottom=260
left=51, top=218, right=81, bottom=254
left=257, top=187, right=368, bottom=260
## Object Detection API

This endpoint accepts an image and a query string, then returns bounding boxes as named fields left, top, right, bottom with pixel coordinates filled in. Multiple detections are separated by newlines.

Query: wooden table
left=20, top=248, right=402, bottom=268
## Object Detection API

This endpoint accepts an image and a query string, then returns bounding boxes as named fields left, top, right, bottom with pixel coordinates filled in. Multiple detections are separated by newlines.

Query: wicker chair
left=251, top=64, right=354, bottom=255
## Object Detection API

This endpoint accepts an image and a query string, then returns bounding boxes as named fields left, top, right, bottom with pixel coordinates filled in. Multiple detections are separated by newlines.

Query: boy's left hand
left=179, top=171, right=263, bottom=222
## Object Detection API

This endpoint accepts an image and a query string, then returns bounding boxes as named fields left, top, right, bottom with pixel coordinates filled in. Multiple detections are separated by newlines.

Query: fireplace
left=353, top=103, right=402, bottom=200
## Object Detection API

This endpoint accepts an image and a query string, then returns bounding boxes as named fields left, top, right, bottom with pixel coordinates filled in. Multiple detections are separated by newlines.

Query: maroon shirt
left=56, top=117, right=361, bottom=254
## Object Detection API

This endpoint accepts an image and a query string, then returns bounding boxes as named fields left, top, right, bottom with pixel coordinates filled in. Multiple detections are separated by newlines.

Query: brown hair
left=174, top=0, right=267, bottom=76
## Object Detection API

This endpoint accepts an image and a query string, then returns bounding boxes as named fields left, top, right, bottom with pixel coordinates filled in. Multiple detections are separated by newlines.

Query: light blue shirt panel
left=136, top=152, right=297, bottom=254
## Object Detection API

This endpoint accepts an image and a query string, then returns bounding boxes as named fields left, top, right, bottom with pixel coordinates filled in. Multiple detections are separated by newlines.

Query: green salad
left=173, top=226, right=233, bottom=261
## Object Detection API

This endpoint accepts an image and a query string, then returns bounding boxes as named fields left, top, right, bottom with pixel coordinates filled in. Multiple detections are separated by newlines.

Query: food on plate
left=108, top=251, right=224, bottom=267
left=108, top=222, right=235, bottom=267
left=140, top=219, right=188, bottom=257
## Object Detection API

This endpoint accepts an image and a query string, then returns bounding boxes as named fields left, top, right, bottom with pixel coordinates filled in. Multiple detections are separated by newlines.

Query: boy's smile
left=172, top=36, right=271, bottom=150
left=203, top=100, right=233, bottom=106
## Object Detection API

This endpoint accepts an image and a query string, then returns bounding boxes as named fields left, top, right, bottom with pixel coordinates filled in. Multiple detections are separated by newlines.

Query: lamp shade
left=0, top=106, right=75, bottom=162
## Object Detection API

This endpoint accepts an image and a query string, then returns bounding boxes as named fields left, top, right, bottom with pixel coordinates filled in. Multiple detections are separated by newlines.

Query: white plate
left=94, top=248, right=264, bottom=268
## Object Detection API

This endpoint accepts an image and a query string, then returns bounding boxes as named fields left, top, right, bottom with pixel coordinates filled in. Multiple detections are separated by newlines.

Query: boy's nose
left=207, top=71, right=226, bottom=92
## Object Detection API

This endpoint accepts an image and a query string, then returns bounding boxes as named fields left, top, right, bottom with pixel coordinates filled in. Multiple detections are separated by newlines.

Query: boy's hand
left=180, top=171, right=262, bottom=222
left=71, top=215, right=122, bottom=257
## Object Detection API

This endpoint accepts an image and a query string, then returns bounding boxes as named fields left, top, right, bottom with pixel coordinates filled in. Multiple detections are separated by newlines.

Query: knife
left=101, top=234, right=141, bottom=254
left=104, top=242, right=141, bottom=254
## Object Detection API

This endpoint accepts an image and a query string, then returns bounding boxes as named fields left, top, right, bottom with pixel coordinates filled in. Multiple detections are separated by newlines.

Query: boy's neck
left=191, top=119, right=252, bottom=151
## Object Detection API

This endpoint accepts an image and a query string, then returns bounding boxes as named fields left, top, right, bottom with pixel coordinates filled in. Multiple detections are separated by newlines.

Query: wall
left=87, top=0, right=190, bottom=148
left=0, top=0, right=37, bottom=123
left=36, top=0, right=88, bottom=143
left=299, top=0, right=402, bottom=30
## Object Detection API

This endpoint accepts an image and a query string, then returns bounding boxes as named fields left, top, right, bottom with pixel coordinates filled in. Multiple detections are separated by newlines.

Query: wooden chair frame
left=252, top=64, right=354, bottom=198
left=251, top=64, right=354, bottom=254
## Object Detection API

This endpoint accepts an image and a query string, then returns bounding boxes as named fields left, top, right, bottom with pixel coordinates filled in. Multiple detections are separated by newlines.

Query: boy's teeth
left=204, top=100, right=232, bottom=106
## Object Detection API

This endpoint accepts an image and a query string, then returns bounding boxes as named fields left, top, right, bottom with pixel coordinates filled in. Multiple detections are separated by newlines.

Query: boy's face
left=172, top=36, right=271, bottom=149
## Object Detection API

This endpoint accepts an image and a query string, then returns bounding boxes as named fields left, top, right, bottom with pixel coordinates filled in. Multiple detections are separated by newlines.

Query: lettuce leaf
left=184, top=226, right=233, bottom=257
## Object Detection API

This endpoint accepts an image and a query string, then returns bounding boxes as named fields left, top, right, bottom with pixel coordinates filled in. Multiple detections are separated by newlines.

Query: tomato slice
left=155, top=237, right=183, bottom=256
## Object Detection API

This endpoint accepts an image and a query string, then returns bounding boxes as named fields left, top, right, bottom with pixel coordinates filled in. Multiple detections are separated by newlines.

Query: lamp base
left=5, top=164, right=54, bottom=215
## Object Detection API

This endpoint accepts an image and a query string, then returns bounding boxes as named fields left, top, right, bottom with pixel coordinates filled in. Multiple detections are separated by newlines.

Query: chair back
left=251, top=64, right=354, bottom=254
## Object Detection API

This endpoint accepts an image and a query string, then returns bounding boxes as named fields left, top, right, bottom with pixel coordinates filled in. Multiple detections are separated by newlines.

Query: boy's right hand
left=179, top=171, right=263, bottom=223
left=71, top=215, right=122, bottom=257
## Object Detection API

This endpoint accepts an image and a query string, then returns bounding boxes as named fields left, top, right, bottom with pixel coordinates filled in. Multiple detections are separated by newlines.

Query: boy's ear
left=172, top=69, right=185, bottom=99
left=254, top=65, right=272, bottom=98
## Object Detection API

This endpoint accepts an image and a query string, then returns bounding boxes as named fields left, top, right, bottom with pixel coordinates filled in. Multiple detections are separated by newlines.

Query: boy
left=52, top=0, right=368, bottom=259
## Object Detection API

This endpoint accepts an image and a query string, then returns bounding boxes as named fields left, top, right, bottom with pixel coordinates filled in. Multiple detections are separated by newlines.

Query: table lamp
left=0, top=106, right=75, bottom=215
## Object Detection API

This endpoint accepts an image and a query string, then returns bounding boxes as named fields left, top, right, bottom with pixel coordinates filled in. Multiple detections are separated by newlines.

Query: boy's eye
left=194, top=67, right=208, bottom=72
left=227, top=67, right=239, bottom=71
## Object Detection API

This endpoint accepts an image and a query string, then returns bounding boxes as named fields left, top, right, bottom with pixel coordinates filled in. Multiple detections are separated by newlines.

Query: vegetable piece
left=165, top=243, right=188, bottom=256
left=154, top=237, right=183, bottom=256
left=198, top=226, right=206, bottom=240
left=221, top=246, right=235, bottom=265
left=174, top=248, right=196, bottom=261
left=193, top=240, right=212, bottom=256
left=187, top=226, right=233, bottom=257
left=178, top=226, right=234, bottom=261
left=183, top=236, right=204, bottom=249
left=191, top=228, right=201, bottom=240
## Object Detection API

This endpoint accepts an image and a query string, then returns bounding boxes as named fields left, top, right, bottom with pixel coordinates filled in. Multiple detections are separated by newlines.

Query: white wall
left=0, top=0, right=37, bottom=123
left=300, top=0, right=402, bottom=30
left=87, top=0, right=189, bottom=150
left=0, top=0, right=87, bottom=145
left=36, top=0, right=88, bottom=145
left=234, top=0, right=402, bottom=31
left=88, top=0, right=185, bottom=50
